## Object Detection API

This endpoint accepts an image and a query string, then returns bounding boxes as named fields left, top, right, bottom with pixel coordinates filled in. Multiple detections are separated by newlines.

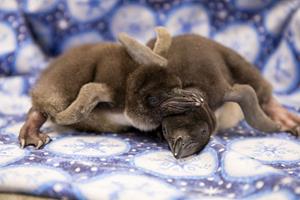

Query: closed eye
left=185, top=142, right=198, bottom=150
left=147, top=95, right=160, bottom=107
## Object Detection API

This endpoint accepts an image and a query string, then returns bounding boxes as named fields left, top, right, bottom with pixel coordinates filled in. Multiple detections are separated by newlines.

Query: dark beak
left=173, top=136, right=183, bottom=159
left=163, top=125, right=184, bottom=159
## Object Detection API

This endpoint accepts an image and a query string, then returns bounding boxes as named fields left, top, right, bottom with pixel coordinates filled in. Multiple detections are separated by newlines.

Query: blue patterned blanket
left=0, top=0, right=300, bottom=199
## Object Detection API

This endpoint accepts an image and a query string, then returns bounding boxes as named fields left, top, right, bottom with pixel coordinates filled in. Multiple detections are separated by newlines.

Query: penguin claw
left=288, top=126, right=300, bottom=137
left=36, top=140, right=43, bottom=149
left=45, top=136, right=51, bottom=145
left=20, top=139, right=25, bottom=149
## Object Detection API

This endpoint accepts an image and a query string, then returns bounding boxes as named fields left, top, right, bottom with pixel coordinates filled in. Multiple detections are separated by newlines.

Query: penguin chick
left=146, top=33, right=300, bottom=136
left=145, top=33, right=300, bottom=159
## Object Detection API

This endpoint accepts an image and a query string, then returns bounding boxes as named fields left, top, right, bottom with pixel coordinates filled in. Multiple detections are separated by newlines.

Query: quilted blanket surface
left=0, top=0, right=300, bottom=199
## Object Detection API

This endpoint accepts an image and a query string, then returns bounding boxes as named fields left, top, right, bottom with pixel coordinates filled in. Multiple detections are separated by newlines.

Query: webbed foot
left=19, top=109, right=51, bottom=149
left=263, top=98, right=300, bottom=136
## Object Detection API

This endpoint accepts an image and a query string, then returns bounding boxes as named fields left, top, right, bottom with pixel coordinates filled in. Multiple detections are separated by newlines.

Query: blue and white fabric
left=0, top=0, right=300, bottom=199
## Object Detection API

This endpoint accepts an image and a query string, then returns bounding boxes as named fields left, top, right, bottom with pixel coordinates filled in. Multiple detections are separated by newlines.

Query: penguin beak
left=172, top=136, right=183, bottom=159
left=163, top=126, right=184, bottom=159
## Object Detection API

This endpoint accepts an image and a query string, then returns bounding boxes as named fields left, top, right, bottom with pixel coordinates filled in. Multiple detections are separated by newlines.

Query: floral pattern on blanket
left=0, top=0, right=300, bottom=199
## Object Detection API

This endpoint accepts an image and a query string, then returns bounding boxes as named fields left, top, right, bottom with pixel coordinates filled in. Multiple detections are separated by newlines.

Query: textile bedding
left=0, top=0, right=300, bottom=199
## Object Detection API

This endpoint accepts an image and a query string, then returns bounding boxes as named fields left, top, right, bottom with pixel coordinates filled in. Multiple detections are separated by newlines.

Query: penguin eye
left=147, top=96, right=160, bottom=106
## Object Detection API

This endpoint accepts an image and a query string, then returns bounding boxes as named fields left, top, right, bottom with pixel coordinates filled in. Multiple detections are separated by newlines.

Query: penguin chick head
left=119, top=27, right=200, bottom=131
left=162, top=94, right=216, bottom=159
left=125, top=65, right=185, bottom=131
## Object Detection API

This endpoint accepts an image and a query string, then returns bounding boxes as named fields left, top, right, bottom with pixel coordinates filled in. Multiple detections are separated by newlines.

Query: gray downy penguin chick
left=19, top=27, right=198, bottom=149
left=145, top=33, right=300, bottom=158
